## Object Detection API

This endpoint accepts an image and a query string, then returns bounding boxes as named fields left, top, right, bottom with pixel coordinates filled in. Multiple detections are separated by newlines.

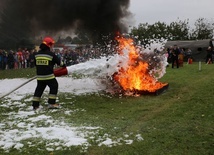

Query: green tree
left=130, top=23, right=150, bottom=41
left=130, top=19, right=190, bottom=42
left=130, top=22, right=169, bottom=46
left=167, top=19, right=190, bottom=40
left=190, top=18, right=214, bottom=39
left=147, top=21, right=169, bottom=39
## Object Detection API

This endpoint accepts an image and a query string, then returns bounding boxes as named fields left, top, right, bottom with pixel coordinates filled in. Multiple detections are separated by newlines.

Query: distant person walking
left=171, top=45, right=180, bottom=68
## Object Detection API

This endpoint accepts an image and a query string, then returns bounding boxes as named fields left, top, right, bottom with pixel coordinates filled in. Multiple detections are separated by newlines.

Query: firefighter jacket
left=34, top=44, right=61, bottom=80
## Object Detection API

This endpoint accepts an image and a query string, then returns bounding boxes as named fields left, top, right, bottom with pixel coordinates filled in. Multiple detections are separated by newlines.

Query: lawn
left=0, top=62, right=213, bottom=155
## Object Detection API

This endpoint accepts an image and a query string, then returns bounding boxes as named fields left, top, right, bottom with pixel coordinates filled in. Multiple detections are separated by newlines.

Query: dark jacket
left=34, top=44, right=61, bottom=80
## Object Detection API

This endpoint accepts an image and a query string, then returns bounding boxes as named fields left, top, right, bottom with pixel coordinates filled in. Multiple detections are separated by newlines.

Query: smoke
left=1, top=0, right=131, bottom=38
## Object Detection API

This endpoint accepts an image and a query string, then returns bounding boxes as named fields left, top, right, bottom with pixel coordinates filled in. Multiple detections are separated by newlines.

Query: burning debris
left=54, top=36, right=169, bottom=96
left=110, top=36, right=169, bottom=95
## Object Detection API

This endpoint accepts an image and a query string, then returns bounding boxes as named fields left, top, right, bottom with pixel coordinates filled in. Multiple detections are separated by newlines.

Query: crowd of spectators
left=0, top=45, right=115, bottom=70
left=166, top=46, right=193, bottom=64
left=54, top=45, right=115, bottom=66
left=0, top=48, right=36, bottom=70
left=1, top=43, right=213, bottom=70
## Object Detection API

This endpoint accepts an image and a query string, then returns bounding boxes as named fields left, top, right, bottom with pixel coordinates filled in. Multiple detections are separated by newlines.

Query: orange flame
left=113, top=37, right=168, bottom=93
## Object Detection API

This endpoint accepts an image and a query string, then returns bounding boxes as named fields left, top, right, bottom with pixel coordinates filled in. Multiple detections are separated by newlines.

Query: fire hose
left=0, top=76, right=37, bottom=99
left=0, top=67, right=69, bottom=99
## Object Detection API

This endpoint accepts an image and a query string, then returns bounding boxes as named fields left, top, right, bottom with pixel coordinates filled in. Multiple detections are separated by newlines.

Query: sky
left=129, top=0, right=214, bottom=27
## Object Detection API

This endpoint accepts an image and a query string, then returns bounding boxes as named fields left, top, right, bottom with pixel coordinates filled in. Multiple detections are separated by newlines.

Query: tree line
left=130, top=18, right=214, bottom=41
left=55, top=18, right=214, bottom=45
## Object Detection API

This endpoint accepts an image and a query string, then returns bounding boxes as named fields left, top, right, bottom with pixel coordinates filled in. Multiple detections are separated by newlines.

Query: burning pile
left=112, top=36, right=169, bottom=95
left=54, top=36, right=169, bottom=96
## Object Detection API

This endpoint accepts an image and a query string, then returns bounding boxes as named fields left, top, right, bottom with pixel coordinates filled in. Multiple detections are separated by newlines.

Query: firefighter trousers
left=32, top=78, right=58, bottom=108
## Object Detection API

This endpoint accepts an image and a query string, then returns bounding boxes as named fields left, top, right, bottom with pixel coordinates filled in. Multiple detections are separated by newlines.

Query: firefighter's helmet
left=42, top=37, right=55, bottom=47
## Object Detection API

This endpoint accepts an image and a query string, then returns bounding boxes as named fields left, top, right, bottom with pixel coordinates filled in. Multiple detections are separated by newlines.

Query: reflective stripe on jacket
left=34, top=46, right=61, bottom=80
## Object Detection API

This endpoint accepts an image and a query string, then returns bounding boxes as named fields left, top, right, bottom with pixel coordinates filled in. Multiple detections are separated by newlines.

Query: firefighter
left=32, top=36, right=63, bottom=110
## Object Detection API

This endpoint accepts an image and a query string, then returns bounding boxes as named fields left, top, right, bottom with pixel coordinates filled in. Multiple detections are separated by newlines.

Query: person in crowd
left=2, top=50, right=7, bottom=70
left=64, top=49, right=72, bottom=66
left=25, top=50, right=30, bottom=68
left=13, top=51, right=18, bottom=69
left=71, top=49, right=79, bottom=65
left=186, top=48, right=192, bottom=58
left=206, top=46, right=213, bottom=64
left=29, top=49, right=35, bottom=68
left=17, top=49, right=23, bottom=69
left=32, top=36, right=63, bottom=110
left=167, top=47, right=173, bottom=64
left=171, top=45, right=180, bottom=68
left=178, top=49, right=184, bottom=67
left=7, top=50, right=15, bottom=69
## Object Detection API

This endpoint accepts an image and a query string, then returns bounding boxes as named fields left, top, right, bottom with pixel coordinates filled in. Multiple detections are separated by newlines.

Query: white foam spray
left=66, top=37, right=168, bottom=81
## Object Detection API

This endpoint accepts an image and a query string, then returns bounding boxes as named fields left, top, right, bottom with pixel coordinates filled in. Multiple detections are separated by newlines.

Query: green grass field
left=0, top=62, right=213, bottom=155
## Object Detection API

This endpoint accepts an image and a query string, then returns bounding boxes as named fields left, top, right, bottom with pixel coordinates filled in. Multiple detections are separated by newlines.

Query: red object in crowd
left=17, top=51, right=23, bottom=60
left=188, top=58, right=193, bottom=64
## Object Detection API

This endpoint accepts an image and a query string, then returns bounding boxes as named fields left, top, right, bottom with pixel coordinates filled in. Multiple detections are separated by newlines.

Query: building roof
left=165, top=39, right=210, bottom=49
